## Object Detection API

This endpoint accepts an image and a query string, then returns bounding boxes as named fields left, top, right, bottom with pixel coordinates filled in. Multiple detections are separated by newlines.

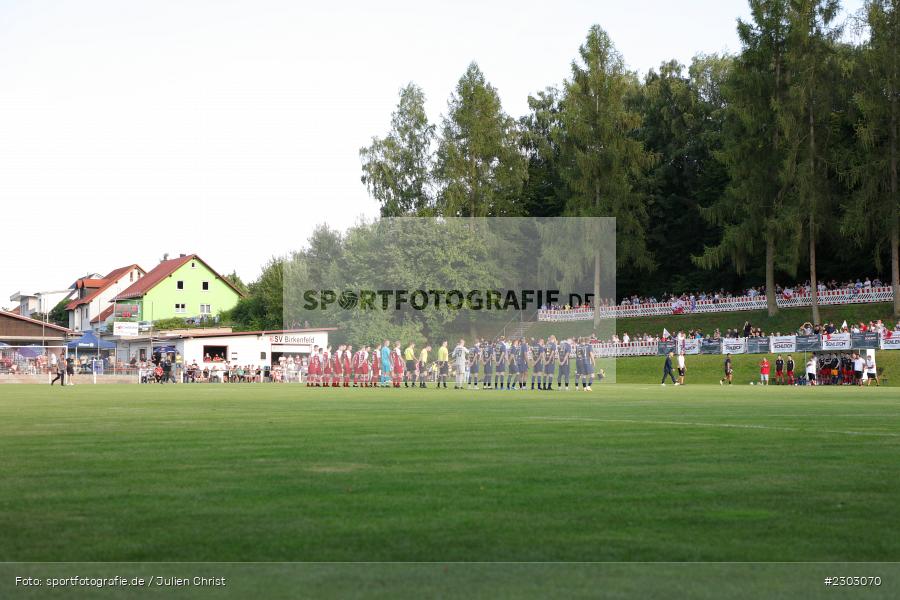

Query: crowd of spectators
left=614, top=278, right=886, bottom=308
left=591, top=318, right=900, bottom=346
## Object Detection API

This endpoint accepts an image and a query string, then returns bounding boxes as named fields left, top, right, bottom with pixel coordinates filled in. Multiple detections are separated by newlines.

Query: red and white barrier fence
left=539, top=287, right=895, bottom=322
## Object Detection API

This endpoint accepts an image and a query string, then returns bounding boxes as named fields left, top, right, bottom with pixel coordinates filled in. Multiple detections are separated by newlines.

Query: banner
left=796, top=335, right=820, bottom=352
left=657, top=340, right=676, bottom=356
left=820, top=332, right=851, bottom=351
left=880, top=336, right=900, bottom=351
left=747, top=337, right=770, bottom=354
left=852, top=331, right=879, bottom=350
left=721, top=338, right=747, bottom=355
left=769, top=335, right=797, bottom=353
left=681, top=338, right=700, bottom=355
left=700, top=339, right=721, bottom=355
left=113, top=321, right=139, bottom=337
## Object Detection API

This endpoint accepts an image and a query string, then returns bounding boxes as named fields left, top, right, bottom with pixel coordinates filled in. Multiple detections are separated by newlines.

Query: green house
left=112, top=254, right=244, bottom=323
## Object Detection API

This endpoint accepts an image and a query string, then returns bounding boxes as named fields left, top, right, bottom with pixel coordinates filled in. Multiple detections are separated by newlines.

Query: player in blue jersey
left=468, top=342, right=480, bottom=389
left=505, top=340, right=517, bottom=389
left=493, top=338, right=506, bottom=389
left=579, top=337, right=596, bottom=391
left=557, top=337, right=572, bottom=390
left=482, top=340, right=494, bottom=389
left=516, top=338, right=528, bottom=389
left=531, top=339, right=545, bottom=389
left=542, top=336, right=558, bottom=390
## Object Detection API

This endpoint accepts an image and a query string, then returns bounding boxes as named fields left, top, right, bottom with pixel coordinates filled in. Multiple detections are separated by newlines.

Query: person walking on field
left=720, top=354, right=733, bottom=385
left=50, top=353, right=66, bottom=386
left=661, top=351, right=678, bottom=386
left=677, top=352, right=686, bottom=385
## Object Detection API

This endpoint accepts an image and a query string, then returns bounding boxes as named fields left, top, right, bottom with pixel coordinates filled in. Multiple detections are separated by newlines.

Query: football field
left=2, top=383, right=899, bottom=597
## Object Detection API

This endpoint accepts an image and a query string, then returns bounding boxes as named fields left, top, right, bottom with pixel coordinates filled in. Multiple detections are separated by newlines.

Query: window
left=129, top=272, right=134, bottom=282
left=202, top=345, right=227, bottom=362
left=176, top=280, right=184, bottom=290
left=191, top=262, right=196, bottom=269
left=200, top=304, right=211, bottom=315
left=202, top=281, right=209, bottom=291
left=175, top=303, right=186, bottom=314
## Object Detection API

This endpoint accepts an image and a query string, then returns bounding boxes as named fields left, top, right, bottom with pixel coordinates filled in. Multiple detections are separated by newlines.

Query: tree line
left=229, top=0, right=898, bottom=332
left=359, top=0, right=899, bottom=320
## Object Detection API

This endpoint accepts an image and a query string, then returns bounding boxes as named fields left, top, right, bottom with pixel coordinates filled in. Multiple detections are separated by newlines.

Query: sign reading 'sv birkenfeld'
left=269, top=334, right=324, bottom=345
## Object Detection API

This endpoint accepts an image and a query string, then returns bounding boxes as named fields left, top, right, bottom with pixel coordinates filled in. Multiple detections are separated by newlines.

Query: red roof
left=0, top=309, right=71, bottom=332
left=66, top=264, right=144, bottom=310
left=90, top=305, right=115, bottom=324
left=113, top=254, right=245, bottom=300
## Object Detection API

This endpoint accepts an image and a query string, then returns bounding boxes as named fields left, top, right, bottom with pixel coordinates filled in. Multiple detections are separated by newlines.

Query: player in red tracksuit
left=342, top=346, right=352, bottom=387
left=321, top=348, right=331, bottom=388
left=307, top=345, right=320, bottom=386
left=355, top=347, right=370, bottom=387
left=331, top=346, right=343, bottom=387
left=391, top=343, right=404, bottom=387
left=370, top=350, right=379, bottom=387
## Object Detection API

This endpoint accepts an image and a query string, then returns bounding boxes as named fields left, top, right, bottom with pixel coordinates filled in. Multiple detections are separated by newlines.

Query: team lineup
left=303, top=336, right=604, bottom=390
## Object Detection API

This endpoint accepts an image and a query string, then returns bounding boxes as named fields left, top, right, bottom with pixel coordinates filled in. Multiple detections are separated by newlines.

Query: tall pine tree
left=558, top=25, right=656, bottom=326
left=435, top=63, right=526, bottom=217
left=844, top=0, right=900, bottom=316
left=695, top=0, right=792, bottom=316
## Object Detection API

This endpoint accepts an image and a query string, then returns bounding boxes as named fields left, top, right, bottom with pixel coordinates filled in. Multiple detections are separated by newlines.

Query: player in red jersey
left=342, top=345, right=352, bottom=387
left=316, top=346, right=331, bottom=387
left=331, top=345, right=343, bottom=387
left=391, top=341, right=404, bottom=387
left=307, top=345, right=320, bottom=386
left=359, top=346, right=372, bottom=386
left=370, top=349, right=380, bottom=387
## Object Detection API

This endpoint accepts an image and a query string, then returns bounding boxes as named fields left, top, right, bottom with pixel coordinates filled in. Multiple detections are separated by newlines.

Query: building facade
left=66, top=265, right=146, bottom=332
left=113, top=254, right=244, bottom=323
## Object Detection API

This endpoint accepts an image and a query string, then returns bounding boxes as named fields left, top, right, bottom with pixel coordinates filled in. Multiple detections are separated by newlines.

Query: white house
left=9, top=288, right=75, bottom=319
left=66, top=265, right=146, bottom=332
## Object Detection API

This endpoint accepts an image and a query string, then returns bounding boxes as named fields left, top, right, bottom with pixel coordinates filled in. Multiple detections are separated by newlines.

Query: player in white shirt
left=865, top=353, right=878, bottom=386
left=676, top=352, right=686, bottom=385
left=853, top=353, right=866, bottom=385
left=452, top=340, right=468, bottom=389
left=806, top=355, right=817, bottom=385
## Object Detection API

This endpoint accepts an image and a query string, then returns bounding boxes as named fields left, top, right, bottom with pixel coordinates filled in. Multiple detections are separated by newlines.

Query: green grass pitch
left=2, top=383, right=899, bottom=566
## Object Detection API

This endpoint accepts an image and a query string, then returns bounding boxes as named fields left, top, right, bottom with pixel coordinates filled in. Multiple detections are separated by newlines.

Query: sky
left=0, top=0, right=865, bottom=308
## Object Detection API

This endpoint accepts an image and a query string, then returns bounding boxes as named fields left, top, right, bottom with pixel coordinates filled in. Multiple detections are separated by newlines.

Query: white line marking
left=523, top=416, right=900, bottom=437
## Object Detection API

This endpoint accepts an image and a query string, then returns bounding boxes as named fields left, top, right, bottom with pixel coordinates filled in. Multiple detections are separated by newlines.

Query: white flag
left=841, top=320, right=848, bottom=330
left=663, top=328, right=671, bottom=339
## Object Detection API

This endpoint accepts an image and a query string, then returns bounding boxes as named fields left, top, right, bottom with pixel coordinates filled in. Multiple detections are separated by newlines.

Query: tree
left=519, top=88, right=567, bottom=217
left=229, top=258, right=285, bottom=330
left=48, top=300, right=69, bottom=328
left=844, top=0, right=900, bottom=316
left=695, top=0, right=793, bottom=316
left=781, top=0, right=843, bottom=324
left=224, top=271, right=248, bottom=294
left=557, top=25, right=656, bottom=326
left=360, top=83, right=435, bottom=216
left=632, top=56, right=732, bottom=297
left=435, top=63, right=527, bottom=217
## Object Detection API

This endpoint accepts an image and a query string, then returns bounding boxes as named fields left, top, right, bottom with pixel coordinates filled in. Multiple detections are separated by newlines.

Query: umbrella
left=66, top=330, right=116, bottom=350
